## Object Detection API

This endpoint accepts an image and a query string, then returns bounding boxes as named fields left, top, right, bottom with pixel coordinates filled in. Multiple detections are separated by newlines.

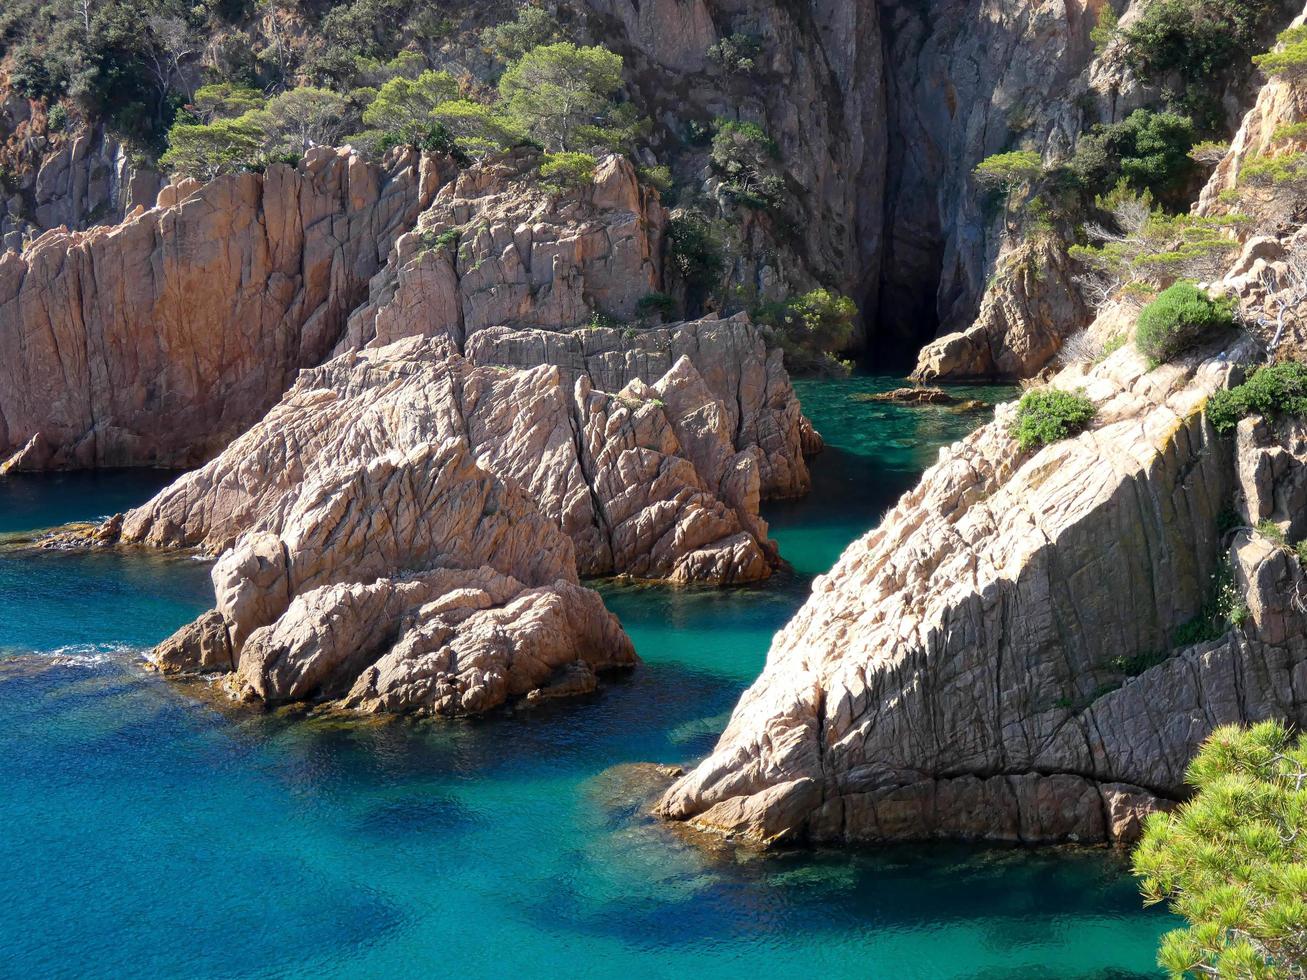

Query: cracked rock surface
left=658, top=345, right=1307, bottom=846
left=0, top=146, right=449, bottom=471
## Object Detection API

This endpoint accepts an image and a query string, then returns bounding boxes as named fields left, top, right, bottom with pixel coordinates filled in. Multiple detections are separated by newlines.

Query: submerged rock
left=854, top=387, right=957, bottom=405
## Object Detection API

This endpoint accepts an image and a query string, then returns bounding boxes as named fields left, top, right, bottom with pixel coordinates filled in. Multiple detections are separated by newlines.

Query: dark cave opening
left=857, top=223, right=948, bottom=375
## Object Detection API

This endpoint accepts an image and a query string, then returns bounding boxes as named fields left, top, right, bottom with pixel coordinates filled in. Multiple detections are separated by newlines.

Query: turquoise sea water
left=0, top=378, right=1175, bottom=979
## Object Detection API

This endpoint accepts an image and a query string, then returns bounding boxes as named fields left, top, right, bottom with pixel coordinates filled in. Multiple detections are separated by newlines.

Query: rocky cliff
left=117, top=320, right=800, bottom=585
left=128, top=307, right=816, bottom=712
left=659, top=338, right=1307, bottom=845
left=0, top=146, right=447, bottom=470
left=0, top=90, right=163, bottom=251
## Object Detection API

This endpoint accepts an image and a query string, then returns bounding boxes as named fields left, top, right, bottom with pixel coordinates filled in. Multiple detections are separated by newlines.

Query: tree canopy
left=1133, top=721, right=1307, bottom=978
left=498, top=42, right=626, bottom=152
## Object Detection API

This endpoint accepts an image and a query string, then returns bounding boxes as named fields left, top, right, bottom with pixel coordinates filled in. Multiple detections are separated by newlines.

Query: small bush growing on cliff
left=1067, top=110, right=1198, bottom=207
left=1206, top=361, right=1307, bottom=433
left=754, top=288, right=857, bottom=376
left=666, top=213, right=725, bottom=313
left=1254, top=24, right=1307, bottom=80
left=1133, top=721, right=1307, bottom=978
left=1010, top=388, right=1097, bottom=451
left=539, top=151, right=596, bottom=191
left=1124, top=0, right=1285, bottom=128
left=707, top=33, right=762, bottom=74
left=1091, top=4, right=1120, bottom=53
left=635, top=292, right=677, bottom=323
left=710, top=120, right=784, bottom=208
left=1135, top=282, right=1235, bottom=365
left=1069, top=188, right=1243, bottom=307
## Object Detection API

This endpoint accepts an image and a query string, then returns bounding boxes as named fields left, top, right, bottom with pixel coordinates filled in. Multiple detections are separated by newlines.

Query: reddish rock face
left=0, top=147, right=449, bottom=471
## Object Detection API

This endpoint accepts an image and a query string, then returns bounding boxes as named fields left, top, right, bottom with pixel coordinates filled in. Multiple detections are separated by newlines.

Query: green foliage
left=707, top=33, right=762, bottom=74
left=1091, top=3, right=1120, bottom=54
left=754, top=289, right=857, bottom=374
left=1297, top=540, right=1307, bottom=567
left=416, top=226, right=459, bottom=254
left=1241, top=151, right=1307, bottom=190
left=1010, top=388, right=1098, bottom=451
left=1135, top=281, right=1236, bottom=364
left=1189, top=139, right=1231, bottom=166
left=1171, top=558, right=1247, bottom=647
left=191, top=82, right=265, bottom=123
left=1257, top=518, right=1288, bottom=545
left=973, top=150, right=1043, bottom=193
left=539, top=151, right=596, bottom=190
left=1123, top=0, right=1285, bottom=127
left=1070, top=189, right=1242, bottom=294
left=666, top=213, right=725, bottom=308
left=159, top=116, right=264, bottom=179
left=499, top=42, right=630, bottom=152
left=479, top=4, right=563, bottom=65
left=429, top=99, right=518, bottom=159
left=1207, top=362, right=1307, bottom=433
left=259, top=86, right=350, bottom=154
left=1254, top=24, right=1307, bottom=80
left=1067, top=109, right=1198, bottom=205
left=638, top=164, right=673, bottom=195
left=362, top=70, right=459, bottom=132
left=46, top=103, right=68, bottom=132
left=709, top=119, right=784, bottom=208
left=318, top=0, right=410, bottom=61
left=1133, top=721, right=1307, bottom=978
left=635, top=292, right=677, bottom=323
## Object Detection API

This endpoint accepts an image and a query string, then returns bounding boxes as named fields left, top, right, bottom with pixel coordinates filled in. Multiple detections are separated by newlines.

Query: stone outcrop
left=911, top=236, right=1091, bottom=381
left=154, top=437, right=636, bottom=715
left=340, top=152, right=665, bottom=351
left=659, top=339, right=1307, bottom=847
left=0, top=146, right=449, bottom=470
left=0, top=93, right=162, bottom=252
left=1198, top=6, right=1307, bottom=219
left=118, top=319, right=809, bottom=583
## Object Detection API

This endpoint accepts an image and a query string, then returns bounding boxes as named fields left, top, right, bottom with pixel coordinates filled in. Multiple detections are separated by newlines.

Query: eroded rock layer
left=658, top=344, right=1307, bottom=846
left=0, top=146, right=449, bottom=471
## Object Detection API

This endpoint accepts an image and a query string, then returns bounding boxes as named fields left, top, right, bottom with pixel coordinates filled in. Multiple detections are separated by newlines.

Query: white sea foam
left=43, top=642, right=138, bottom=668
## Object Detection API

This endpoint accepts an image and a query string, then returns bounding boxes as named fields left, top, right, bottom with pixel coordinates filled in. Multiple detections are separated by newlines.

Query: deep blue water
left=0, top=379, right=1173, bottom=979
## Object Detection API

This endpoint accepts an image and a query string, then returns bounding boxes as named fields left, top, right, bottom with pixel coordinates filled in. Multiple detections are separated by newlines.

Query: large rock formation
left=658, top=340, right=1307, bottom=846
left=340, top=152, right=665, bottom=351
left=118, top=316, right=805, bottom=584
left=910, top=236, right=1090, bottom=381
left=135, top=308, right=821, bottom=712
left=154, top=436, right=636, bottom=716
left=0, top=146, right=448, bottom=471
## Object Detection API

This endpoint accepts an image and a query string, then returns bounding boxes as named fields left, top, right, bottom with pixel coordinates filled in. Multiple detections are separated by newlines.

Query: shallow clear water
left=0, top=379, right=1174, bottom=979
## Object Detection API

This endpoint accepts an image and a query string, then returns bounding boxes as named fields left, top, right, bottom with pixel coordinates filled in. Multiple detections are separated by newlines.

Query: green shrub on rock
left=754, top=288, right=857, bottom=376
left=1135, top=282, right=1235, bottom=365
left=635, top=292, right=677, bottom=323
left=1010, top=388, right=1097, bottom=451
left=539, top=151, right=596, bottom=190
left=1207, top=361, right=1307, bottom=433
